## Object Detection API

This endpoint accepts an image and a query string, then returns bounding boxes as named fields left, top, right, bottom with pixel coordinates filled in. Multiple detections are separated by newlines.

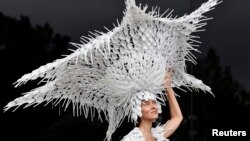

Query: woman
left=122, top=69, right=183, bottom=141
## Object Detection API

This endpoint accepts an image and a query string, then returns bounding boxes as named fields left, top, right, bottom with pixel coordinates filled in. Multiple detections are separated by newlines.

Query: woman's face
left=141, top=99, right=158, bottom=121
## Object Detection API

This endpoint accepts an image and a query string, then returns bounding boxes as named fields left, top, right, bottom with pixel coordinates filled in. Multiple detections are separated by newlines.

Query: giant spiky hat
left=4, top=0, right=221, bottom=140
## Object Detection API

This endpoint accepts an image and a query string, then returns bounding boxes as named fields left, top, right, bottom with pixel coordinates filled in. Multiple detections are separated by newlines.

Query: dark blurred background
left=0, top=0, right=250, bottom=141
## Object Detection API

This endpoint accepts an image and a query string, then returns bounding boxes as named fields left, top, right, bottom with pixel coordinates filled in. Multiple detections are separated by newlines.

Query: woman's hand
left=164, top=68, right=173, bottom=90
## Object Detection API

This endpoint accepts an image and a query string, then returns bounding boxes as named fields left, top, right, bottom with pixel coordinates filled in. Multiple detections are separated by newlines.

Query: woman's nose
left=150, top=101, right=157, bottom=109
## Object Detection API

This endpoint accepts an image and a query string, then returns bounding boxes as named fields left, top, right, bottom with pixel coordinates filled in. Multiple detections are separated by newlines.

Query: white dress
left=121, top=125, right=169, bottom=141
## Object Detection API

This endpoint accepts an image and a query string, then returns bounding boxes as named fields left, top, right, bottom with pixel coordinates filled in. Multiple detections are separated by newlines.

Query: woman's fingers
left=165, top=68, right=173, bottom=79
left=164, top=68, right=173, bottom=89
left=168, top=68, right=173, bottom=76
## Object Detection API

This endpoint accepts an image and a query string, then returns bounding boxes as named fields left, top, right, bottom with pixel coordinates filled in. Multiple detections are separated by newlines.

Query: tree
left=0, top=12, right=71, bottom=141
left=189, top=48, right=250, bottom=141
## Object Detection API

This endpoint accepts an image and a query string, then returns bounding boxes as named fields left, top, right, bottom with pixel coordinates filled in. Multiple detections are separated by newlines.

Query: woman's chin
left=151, top=115, right=158, bottom=120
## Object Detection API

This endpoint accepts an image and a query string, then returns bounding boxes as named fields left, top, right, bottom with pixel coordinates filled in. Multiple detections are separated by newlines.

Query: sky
left=0, top=0, right=250, bottom=91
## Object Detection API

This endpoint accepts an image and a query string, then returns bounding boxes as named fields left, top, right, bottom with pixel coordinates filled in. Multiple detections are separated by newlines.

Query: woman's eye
left=142, top=102, right=149, bottom=106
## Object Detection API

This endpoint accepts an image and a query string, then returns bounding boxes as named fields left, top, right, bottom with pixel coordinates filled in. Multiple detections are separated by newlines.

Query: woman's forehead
left=141, top=99, right=156, bottom=102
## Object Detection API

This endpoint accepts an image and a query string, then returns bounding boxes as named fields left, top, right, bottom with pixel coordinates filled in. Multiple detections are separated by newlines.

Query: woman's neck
left=138, top=119, right=153, bottom=133
left=138, top=119, right=156, bottom=141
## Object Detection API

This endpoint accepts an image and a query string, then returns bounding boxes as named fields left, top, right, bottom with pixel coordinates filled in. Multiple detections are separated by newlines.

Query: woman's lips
left=151, top=111, right=157, bottom=114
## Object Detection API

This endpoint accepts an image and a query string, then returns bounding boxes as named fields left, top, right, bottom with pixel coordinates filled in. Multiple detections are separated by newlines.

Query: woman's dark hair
left=136, top=117, right=141, bottom=127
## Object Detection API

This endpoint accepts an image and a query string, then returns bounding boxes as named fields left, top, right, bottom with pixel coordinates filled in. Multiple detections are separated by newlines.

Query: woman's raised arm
left=162, top=68, right=183, bottom=138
